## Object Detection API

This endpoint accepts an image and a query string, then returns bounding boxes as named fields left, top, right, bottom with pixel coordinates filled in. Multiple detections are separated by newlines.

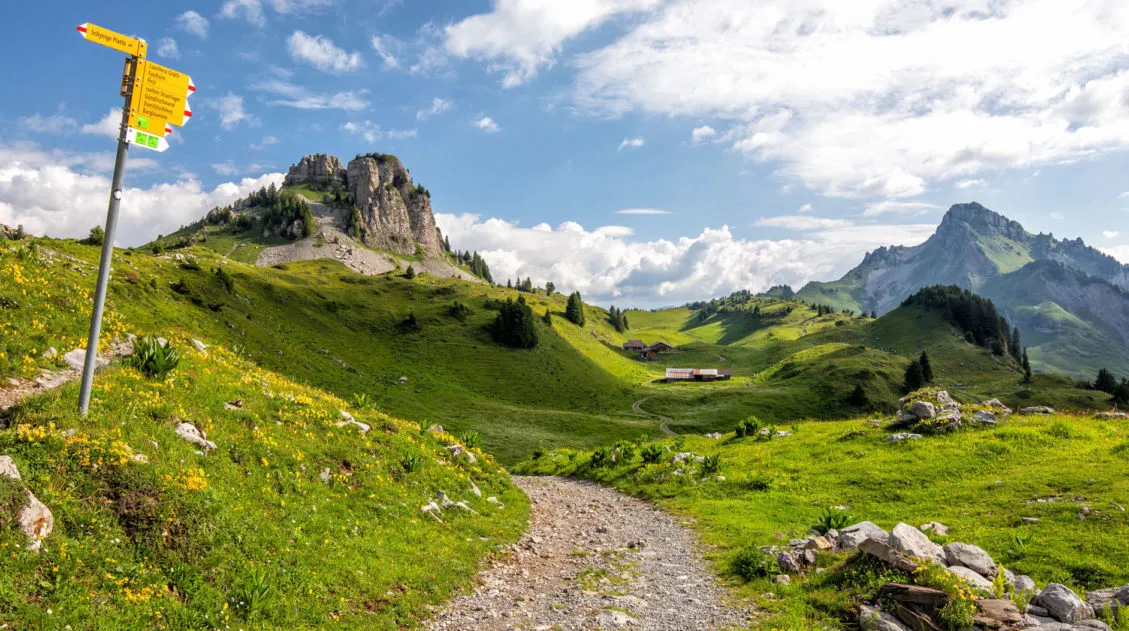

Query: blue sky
left=1, top=0, right=1128, bottom=306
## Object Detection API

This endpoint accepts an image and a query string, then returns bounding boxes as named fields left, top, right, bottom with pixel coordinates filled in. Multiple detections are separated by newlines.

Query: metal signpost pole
left=78, top=61, right=135, bottom=416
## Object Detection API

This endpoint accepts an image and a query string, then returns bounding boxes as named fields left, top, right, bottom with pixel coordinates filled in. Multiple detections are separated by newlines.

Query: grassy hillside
left=0, top=342, right=528, bottom=629
left=518, top=410, right=1129, bottom=629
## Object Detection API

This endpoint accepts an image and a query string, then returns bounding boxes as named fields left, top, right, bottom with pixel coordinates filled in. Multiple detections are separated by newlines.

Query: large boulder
left=840, top=521, right=890, bottom=549
left=175, top=422, right=217, bottom=453
left=63, top=348, right=106, bottom=372
left=888, top=523, right=945, bottom=564
left=972, top=410, right=998, bottom=425
left=907, top=401, right=937, bottom=419
left=974, top=599, right=1026, bottom=629
left=947, top=566, right=994, bottom=595
left=1020, top=406, right=1056, bottom=415
left=1087, top=585, right=1129, bottom=613
left=859, top=604, right=911, bottom=631
left=943, top=542, right=997, bottom=578
left=983, top=399, right=1013, bottom=415
left=1036, top=583, right=1095, bottom=623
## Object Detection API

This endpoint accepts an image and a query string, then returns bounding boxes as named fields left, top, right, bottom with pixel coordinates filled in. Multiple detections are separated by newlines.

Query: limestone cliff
left=346, top=154, right=443, bottom=256
left=283, top=154, right=346, bottom=188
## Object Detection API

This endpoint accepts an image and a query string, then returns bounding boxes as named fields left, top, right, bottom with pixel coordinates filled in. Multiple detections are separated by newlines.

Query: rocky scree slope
left=796, top=202, right=1129, bottom=378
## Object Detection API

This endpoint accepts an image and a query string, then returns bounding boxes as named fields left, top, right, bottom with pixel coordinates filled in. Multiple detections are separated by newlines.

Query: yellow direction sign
left=76, top=23, right=147, bottom=58
left=129, top=59, right=194, bottom=134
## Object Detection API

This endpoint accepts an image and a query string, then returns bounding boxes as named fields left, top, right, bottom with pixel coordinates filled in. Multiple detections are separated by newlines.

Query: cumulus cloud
left=288, top=31, right=363, bottom=73
left=617, top=137, right=644, bottom=151
left=157, top=37, right=180, bottom=59
left=220, top=0, right=336, bottom=26
left=0, top=144, right=283, bottom=246
left=252, top=71, right=369, bottom=111
left=342, top=120, right=382, bottom=143
left=208, top=93, right=257, bottom=129
left=81, top=110, right=122, bottom=139
left=445, top=0, right=660, bottom=87
left=566, top=0, right=1129, bottom=199
left=20, top=113, right=78, bottom=134
left=1103, top=231, right=1120, bottom=238
left=416, top=97, right=453, bottom=120
left=371, top=34, right=401, bottom=69
left=798, top=203, right=812, bottom=213
left=1120, top=191, right=1129, bottom=199
left=756, top=215, right=852, bottom=230
left=691, top=125, right=716, bottom=143
left=177, top=10, right=209, bottom=38
left=437, top=212, right=935, bottom=306
left=475, top=116, right=501, bottom=133
left=387, top=128, right=418, bottom=140
left=251, top=136, right=278, bottom=150
left=616, top=209, right=671, bottom=215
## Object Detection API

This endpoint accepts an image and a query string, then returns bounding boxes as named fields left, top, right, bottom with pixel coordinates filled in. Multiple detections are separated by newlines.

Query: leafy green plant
left=729, top=546, right=779, bottom=581
left=128, top=336, right=181, bottom=379
left=531, top=445, right=546, bottom=460
left=613, top=440, right=636, bottom=463
left=938, top=598, right=977, bottom=630
left=352, top=392, right=372, bottom=409
left=813, top=506, right=854, bottom=535
left=700, top=453, right=721, bottom=475
left=400, top=454, right=422, bottom=473
left=1097, top=604, right=1129, bottom=630
left=460, top=430, right=483, bottom=449
left=741, top=472, right=774, bottom=491
left=640, top=443, right=664, bottom=464
left=232, top=566, right=275, bottom=621
left=736, top=416, right=762, bottom=438
left=672, top=435, right=687, bottom=452
left=590, top=446, right=614, bottom=468
left=991, top=565, right=1011, bottom=598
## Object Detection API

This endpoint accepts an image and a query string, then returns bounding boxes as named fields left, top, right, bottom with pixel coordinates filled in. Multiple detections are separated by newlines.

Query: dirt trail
left=0, top=341, right=133, bottom=412
left=427, top=476, right=748, bottom=631
left=633, top=397, right=677, bottom=437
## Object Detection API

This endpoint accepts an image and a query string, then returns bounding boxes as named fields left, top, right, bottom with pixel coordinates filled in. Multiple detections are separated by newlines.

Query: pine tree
left=543, top=307, right=552, bottom=326
left=507, top=279, right=513, bottom=289
left=904, top=360, right=925, bottom=392
left=919, top=351, right=933, bottom=382
left=622, top=313, right=629, bottom=330
left=616, top=311, right=627, bottom=333
left=565, top=292, right=586, bottom=326
left=443, top=235, right=451, bottom=252
left=1022, top=348, right=1032, bottom=383
left=1114, top=379, right=1129, bottom=407
left=847, top=384, right=869, bottom=408
left=1010, top=327, right=1022, bottom=361
left=545, top=281, right=555, bottom=295
left=491, top=298, right=538, bottom=348
left=404, top=265, right=416, bottom=279
left=1094, top=368, right=1119, bottom=394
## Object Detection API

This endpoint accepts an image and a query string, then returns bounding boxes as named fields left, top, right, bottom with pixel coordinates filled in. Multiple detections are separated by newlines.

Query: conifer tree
left=1010, top=327, right=1022, bottom=361
left=1114, top=379, right=1129, bottom=407
left=1022, top=349, right=1032, bottom=383
left=543, top=307, right=552, bottom=326
left=546, top=281, right=555, bottom=295
left=491, top=298, right=538, bottom=348
left=919, top=351, right=933, bottom=382
left=1094, top=368, right=1119, bottom=394
left=565, top=292, right=586, bottom=326
left=904, top=360, right=925, bottom=392
left=404, top=265, right=416, bottom=279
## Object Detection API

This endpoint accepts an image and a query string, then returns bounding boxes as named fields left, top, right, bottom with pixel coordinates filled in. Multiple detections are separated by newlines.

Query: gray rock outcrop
left=888, top=523, right=945, bottom=564
left=840, top=521, right=889, bottom=548
left=943, top=542, right=997, bottom=578
left=347, top=154, right=443, bottom=256
left=0, top=455, right=54, bottom=552
left=283, top=154, right=346, bottom=188
left=1036, top=583, right=1095, bottom=623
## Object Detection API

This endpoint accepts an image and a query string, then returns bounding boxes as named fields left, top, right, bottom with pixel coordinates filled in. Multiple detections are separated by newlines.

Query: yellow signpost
left=74, top=22, right=196, bottom=414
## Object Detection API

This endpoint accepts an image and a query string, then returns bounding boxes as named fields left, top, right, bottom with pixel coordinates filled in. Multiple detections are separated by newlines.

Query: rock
left=283, top=154, right=346, bottom=188
left=319, top=468, right=332, bottom=483
left=174, top=422, right=216, bottom=453
left=1021, top=517, right=1040, bottom=523
left=421, top=501, right=443, bottom=522
left=1086, top=585, right=1129, bottom=613
left=703, top=432, right=723, bottom=439
left=346, top=154, right=444, bottom=255
left=804, top=536, right=832, bottom=551
left=63, top=348, right=105, bottom=372
left=774, top=574, right=791, bottom=585
left=4, top=378, right=19, bottom=387
left=1028, top=605, right=1050, bottom=617
left=943, top=542, right=997, bottom=577
left=983, top=399, right=1013, bottom=414
left=879, top=583, right=949, bottom=607
left=1020, top=406, right=1056, bottom=415
left=1014, top=575, right=1037, bottom=595
left=335, top=409, right=370, bottom=434
left=427, top=424, right=444, bottom=434
left=777, top=549, right=813, bottom=573
left=858, top=604, right=912, bottom=631
left=859, top=538, right=920, bottom=573
left=446, top=444, right=477, bottom=464
left=44, top=347, right=57, bottom=358
left=947, top=566, right=995, bottom=595
left=596, top=610, right=636, bottom=627
left=868, top=419, right=883, bottom=426
left=887, top=433, right=922, bottom=442
left=1036, top=583, right=1095, bottom=623
left=35, top=372, right=68, bottom=389
left=973, top=410, right=998, bottom=425
left=1078, top=620, right=1114, bottom=630
left=0, top=456, right=54, bottom=552
left=224, top=398, right=244, bottom=410
left=888, top=523, right=945, bottom=564
left=908, top=401, right=937, bottom=419
left=671, top=452, right=697, bottom=464
left=773, top=430, right=793, bottom=438
left=1097, top=412, right=1129, bottom=420
left=895, top=410, right=917, bottom=424
left=934, top=408, right=962, bottom=428
left=975, top=599, right=1025, bottom=628
left=190, top=339, right=208, bottom=354
left=840, top=521, right=890, bottom=548
left=469, top=481, right=482, bottom=498
left=919, top=521, right=950, bottom=536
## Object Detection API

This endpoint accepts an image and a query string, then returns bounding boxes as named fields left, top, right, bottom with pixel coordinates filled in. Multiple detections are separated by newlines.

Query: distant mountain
left=796, top=202, right=1129, bottom=378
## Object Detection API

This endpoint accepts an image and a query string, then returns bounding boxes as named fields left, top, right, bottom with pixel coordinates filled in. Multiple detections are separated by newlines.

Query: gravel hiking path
left=427, top=476, right=749, bottom=631
left=632, top=397, right=677, bottom=437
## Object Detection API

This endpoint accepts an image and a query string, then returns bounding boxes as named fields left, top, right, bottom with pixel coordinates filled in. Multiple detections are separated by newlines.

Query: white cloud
left=1049, top=211, right=1065, bottom=220
left=252, top=72, right=370, bottom=111
left=342, top=121, right=383, bottom=143
left=618, top=137, right=644, bottom=151
left=436, top=212, right=934, bottom=306
left=209, top=93, right=257, bottom=129
left=445, top=0, right=660, bottom=87
left=157, top=37, right=180, bottom=59
left=81, top=110, right=122, bottom=139
left=371, top=34, right=401, bottom=69
left=863, top=201, right=941, bottom=217
left=955, top=178, right=987, bottom=189
left=212, top=161, right=240, bottom=176
left=0, top=144, right=283, bottom=246
left=756, top=215, right=852, bottom=230
left=798, top=203, right=812, bottom=213
left=691, top=125, right=716, bottom=143
left=177, top=10, right=209, bottom=38
left=1103, top=245, right=1129, bottom=263
left=567, top=0, right=1129, bottom=199
left=251, top=136, right=278, bottom=150
left=288, top=31, right=363, bottom=73
left=1119, top=191, right=1129, bottom=199
left=616, top=208, right=671, bottom=215
left=1103, top=231, right=1120, bottom=238
left=20, top=114, right=78, bottom=134
left=416, top=97, right=453, bottom=120
left=475, top=116, right=501, bottom=133
left=387, top=128, right=418, bottom=140
left=219, top=0, right=336, bottom=26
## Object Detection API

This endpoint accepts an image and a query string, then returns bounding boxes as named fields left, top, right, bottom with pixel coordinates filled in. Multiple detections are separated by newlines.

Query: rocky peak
left=937, top=202, right=1027, bottom=241
left=346, top=154, right=443, bottom=256
left=283, top=154, right=346, bottom=188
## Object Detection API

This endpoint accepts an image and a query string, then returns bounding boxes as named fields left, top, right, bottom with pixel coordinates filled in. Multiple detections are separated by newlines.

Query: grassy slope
left=518, top=412, right=1129, bottom=629
left=0, top=344, right=528, bottom=630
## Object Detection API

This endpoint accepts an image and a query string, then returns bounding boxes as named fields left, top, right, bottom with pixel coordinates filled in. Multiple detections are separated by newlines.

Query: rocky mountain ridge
left=796, top=202, right=1129, bottom=377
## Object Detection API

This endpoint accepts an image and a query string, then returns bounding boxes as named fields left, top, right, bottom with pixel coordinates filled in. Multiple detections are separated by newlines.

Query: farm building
left=665, top=368, right=732, bottom=382
left=622, top=340, right=646, bottom=350
left=645, top=341, right=674, bottom=353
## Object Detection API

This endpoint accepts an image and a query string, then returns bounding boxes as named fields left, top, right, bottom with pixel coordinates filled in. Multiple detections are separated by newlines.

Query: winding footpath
left=632, top=397, right=677, bottom=437
left=428, top=476, right=748, bottom=631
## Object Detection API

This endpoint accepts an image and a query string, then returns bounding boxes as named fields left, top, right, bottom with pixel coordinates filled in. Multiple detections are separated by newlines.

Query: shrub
left=613, top=440, right=636, bottom=464
left=81, top=225, right=105, bottom=246
left=400, top=454, right=422, bottom=473
left=448, top=301, right=471, bottom=321
left=640, top=443, right=664, bottom=464
left=351, top=392, right=371, bottom=409
left=700, top=453, right=721, bottom=475
left=128, top=336, right=180, bottom=379
left=590, top=446, right=614, bottom=468
left=215, top=266, right=235, bottom=294
left=404, top=265, right=416, bottom=280
left=813, top=506, right=853, bottom=534
left=729, top=547, right=779, bottom=582
left=490, top=298, right=538, bottom=348
left=459, top=430, right=482, bottom=449
left=736, top=416, right=762, bottom=438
